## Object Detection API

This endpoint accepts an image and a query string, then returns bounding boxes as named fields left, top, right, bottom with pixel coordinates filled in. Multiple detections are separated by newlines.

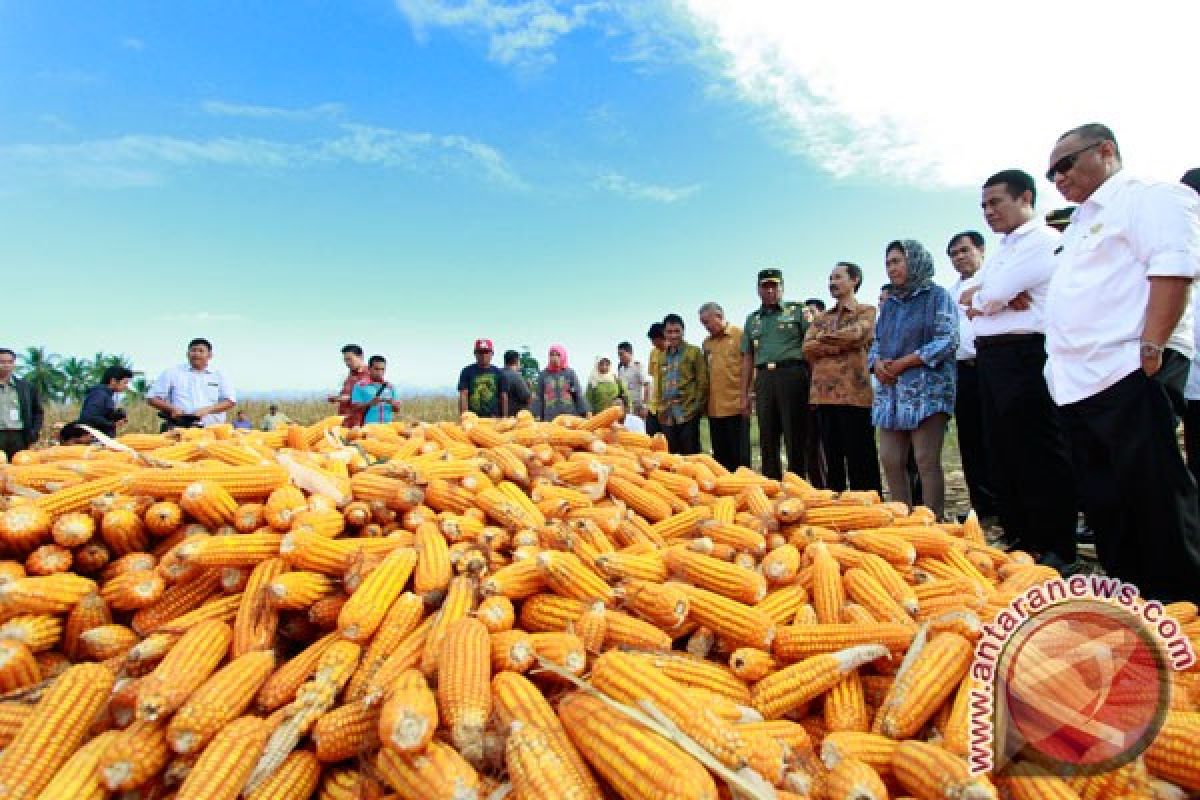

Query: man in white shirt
left=1182, top=169, right=1200, bottom=488
left=147, top=338, right=237, bottom=429
left=616, top=342, right=648, bottom=418
left=959, top=170, right=1078, bottom=571
left=1044, top=123, right=1200, bottom=603
left=946, top=231, right=998, bottom=525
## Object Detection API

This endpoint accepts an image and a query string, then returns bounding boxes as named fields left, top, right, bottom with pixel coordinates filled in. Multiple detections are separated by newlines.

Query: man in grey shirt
left=502, top=350, right=532, bottom=415
left=616, top=341, right=648, bottom=417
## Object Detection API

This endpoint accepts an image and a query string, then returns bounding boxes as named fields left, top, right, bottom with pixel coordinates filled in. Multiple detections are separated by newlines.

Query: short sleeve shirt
left=458, top=365, right=504, bottom=417
left=618, top=361, right=647, bottom=410
left=351, top=382, right=396, bottom=424
left=149, top=364, right=236, bottom=427
left=741, top=303, right=807, bottom=365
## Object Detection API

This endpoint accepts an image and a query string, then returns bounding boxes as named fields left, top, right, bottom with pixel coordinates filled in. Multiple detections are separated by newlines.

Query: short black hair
left=617, top=341, right=632, bottom=354
left=100, top=366, right=134, bottom=385
left=0, top=348, right=14, bottom=359
left=1183, top=169, right=1200, bottom=195
left=60, top=423, right=90, bottom=442
left=368, top=355, right=386, bottom=367
left=647, top=323, right=665, bottom=339
left=188, top=338, right=212, bottom=351
left=341, top=344, right=364, bottom=357
left=946, top=231, right=985, bottom=255
left=886, top=240, right=906, bottom=256
left=1058, top=123, right=1121, bottom=160
left=984, top=169, right=1037, bottom=206
left=836, top=261, right=863, bottom=291
left=804, top=298, right=826, bottom=312
left=503, top=349, right=520, bottom=366
left=662, top=313, right=685, bottom=329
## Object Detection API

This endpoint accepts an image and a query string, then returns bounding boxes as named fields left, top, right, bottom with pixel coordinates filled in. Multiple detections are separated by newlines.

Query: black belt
left=975, top=332, right=1044, bottom=349
left=757, top=359, right=805, bottom=370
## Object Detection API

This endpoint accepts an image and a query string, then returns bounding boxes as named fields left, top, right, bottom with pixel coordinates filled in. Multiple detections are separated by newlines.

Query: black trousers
left=954, top=360, right=999, bottom=517
left=662, top=415, right=702, bottom=456
left=708, top=415, right=750, bottom=472
left=805, top=406, right=828, bottom=488
left=1060, top=350, right=1200, bottom=604
left=976, top=335, right=1077, bottom=561
left=818, top=405, right=881, bottom=492
left=646, top=412, right=662, bottom=437
left=1185, top=400, right=1200, bottom=489
left=755, top=364, right=810, bottom=480
left=0, top=430, right=27, bottom=460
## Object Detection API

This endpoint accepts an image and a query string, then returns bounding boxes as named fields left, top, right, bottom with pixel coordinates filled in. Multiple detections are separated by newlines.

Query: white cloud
left=201, top=100, right=346, bottom=120
left=395, top=0, right=606, bottom=67
left=675, top=0, right=1200, bottom=188
left=0, top=125, right=523, bottom=189
left=594, top=171, right=699, bottom=203
left=121, top=37, right=145, bottom=50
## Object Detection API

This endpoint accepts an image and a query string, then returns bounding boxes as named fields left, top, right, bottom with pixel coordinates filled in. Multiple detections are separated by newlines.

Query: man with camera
left=147, top=338, right=236, bottom=430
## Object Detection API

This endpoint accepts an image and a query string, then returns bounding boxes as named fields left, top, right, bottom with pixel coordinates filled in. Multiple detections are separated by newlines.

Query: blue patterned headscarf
left=888, top=239, right=935, bottom=298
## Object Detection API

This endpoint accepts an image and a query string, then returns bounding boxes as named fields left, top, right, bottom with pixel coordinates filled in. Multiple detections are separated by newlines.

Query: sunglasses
left=1046, top=142, right=1101, bottom=182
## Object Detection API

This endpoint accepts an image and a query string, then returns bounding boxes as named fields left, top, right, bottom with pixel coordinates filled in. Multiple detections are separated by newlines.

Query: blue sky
left=2, top=1, right=1196, bottom=393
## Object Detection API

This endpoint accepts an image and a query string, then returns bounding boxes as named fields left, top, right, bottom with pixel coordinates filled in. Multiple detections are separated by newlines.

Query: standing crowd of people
left=3, top=123, right=1199, bottom=604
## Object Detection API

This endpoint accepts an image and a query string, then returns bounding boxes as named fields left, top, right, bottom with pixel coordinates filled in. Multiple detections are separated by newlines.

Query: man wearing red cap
left=458, top=338, right=508, bottom=418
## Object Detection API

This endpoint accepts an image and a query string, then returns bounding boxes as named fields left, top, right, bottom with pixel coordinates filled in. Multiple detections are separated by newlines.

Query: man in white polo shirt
left=148, top=338, right=237, bottom=429
left=1044, top=123, right=1200, bottom=603
left=960, top=169, right=1078, bottom=572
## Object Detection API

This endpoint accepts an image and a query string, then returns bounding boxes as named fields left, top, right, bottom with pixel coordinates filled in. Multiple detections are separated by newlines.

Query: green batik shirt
left=654, top=343, right=709, bottom=423
left=741, top=302, right=807, bottom=366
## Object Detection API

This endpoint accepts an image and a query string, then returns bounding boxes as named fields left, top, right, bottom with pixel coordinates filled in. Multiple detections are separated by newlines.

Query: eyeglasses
left=1046, top=142, right=1101, bottom=182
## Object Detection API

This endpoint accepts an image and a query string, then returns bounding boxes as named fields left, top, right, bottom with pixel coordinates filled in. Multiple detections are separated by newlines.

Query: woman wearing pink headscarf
left=532, top=345, right=589, bottom=421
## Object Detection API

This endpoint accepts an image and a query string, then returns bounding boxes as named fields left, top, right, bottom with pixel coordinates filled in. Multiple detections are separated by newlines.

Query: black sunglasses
left=1046, top=142, right=1101, bottom=182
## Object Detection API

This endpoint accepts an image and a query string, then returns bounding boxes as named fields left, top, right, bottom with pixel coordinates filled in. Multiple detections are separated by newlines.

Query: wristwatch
left=1140, top=341, right=1165, bottom=358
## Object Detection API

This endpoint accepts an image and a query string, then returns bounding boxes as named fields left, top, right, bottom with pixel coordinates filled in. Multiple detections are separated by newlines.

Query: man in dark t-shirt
left=501, top=349, right=531, bottom=415
left=458, top=338, right=508, bottom=418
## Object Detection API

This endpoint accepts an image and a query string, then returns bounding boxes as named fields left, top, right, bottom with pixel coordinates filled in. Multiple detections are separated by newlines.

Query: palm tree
left=19, top=346, right=64, bottom=402
left=60, top=357, right=94, bottom=402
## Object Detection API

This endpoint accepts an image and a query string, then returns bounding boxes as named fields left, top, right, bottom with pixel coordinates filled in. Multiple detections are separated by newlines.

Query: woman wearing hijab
left=532, top=345, right=589, bottom=421
left=868, top=240, right=958, bottom=519
left=585, top=357, right=630, bottom=416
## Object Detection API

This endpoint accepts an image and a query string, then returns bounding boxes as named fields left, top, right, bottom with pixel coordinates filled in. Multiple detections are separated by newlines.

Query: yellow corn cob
left=130, top=465, right=288, bottom=501
left=315, top=765, right=385, bottom=800
left=811, top=542, right=846, bottom=624
left=363, top=615, right=436, bottom=706
left=0, top=638, right=39, bottom=692
left=729, top=646, right=777, bottom=681
left=50, top=511, right=96, bottom=548
left=32, top=474, right=126, bottom=517
left=998, top=760, right=1082, bottom=800
left=773, top=623, right=915, bottom=662
left=436, top=616, right=492, bottom=765
left=180, top=480, right=240, bottom=529
left=378, top=668, right=439, bottom=754
left=844, top=530, right=918, bottom=565
left=805, top=505, right=895, bottom=531
left=98, top=718, right=171, bottom=790
left=756, top=584, right=808, bottom=625
left=665, top=546, right=767, bottom=604
left=100, top=567, right=165, bottom=611
left=594, top=549, right=668, bottom=583
left=168, top=649, right=275, bottom=754
left=0, top=662, right=116, bottom=800
left=256, top=632, right=339, bottom=712
left=102, top=549, right=156, bottom=580
left=419, top=573, right=476, bottom=676
left=622, top=651, right=754, bottom=705
left=35, top=729, right=120, bottom=800
left=477, top=594, right=515, bottom=633
left=0, top=572, right=96, bottom=614
left=375, top=738, right=481, bottom=800
left=844, top=566, right=915, bottom=626
left=536, top=549, right=615, bottom=606
left=230, top=557, right=285, bottom=657
left=752, top=644, right=888, bottom=720
left=163, top=589, right=242, bottom=631
left=177, top=532, right=285, bottom=567
left=824, top=670, right=870, bottom=733
left=267, top=570, right=334, bottom=611
left=481, top=558, right=544, bottom=599
left=313, top=701, right=381, bottom=762
left=505, top=719, right=605, bottom=800
left=132, top=568, right=222, bottom=635
left=671, top=581, right=775, bottom=650
left=0, top=702, right=33, bottom=748
left=820, top=731, right=899, bottom=777
left=874, top=631, right=973, bottom=739
left=892, top=740, right=997, bottom=800
left=137, top=618, right=232, bottom=721
left=339, top=547, right=418, bottom=642
left=696, top=520, right=768, bottom=555
left=78, top=622, right=139, bottom=660
left=23, top=542, right=71, bottom=575
left=412, top=523, right=452, bottom=600
left=575, top=599, right=607, bottom=654
left=490, top=628, right=535, bottom=672
left=559, top=691, right=719, bottom=800
left=344, top=590, right=425, bottom=701
left=243, top=750, right=321, bottom=800
left=762, top=543, right=801, bottom=586
left=824, top=756, right=889, bottom=800
left=0, top=614, right=63, bottom=652
left=175, top=715, right=272, bottom=800
left=1144, top=711, right=1200, bottom=790
left=290, top=508, right=346, bottom=539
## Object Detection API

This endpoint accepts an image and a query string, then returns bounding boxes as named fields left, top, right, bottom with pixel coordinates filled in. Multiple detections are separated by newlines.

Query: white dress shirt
left=951, top=275, right=978, bottom=361
left=622, top=413, right=646, bottom=434
left=150, top=364, right=237, bottom=427
left=970, top=218, right=1058, bottom=337
left=1045, top=170, right=1200, bottom=405
left=1187, top=284, right=1200, bottom=401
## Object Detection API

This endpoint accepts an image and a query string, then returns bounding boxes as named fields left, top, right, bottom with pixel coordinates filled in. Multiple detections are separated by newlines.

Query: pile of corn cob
left=0, top=406, right=1196, bottom=800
